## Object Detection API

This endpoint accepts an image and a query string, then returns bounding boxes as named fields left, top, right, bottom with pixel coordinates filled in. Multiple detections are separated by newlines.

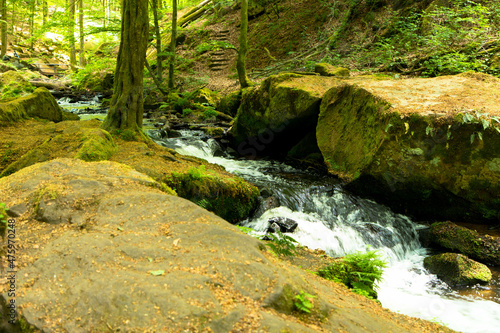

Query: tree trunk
left=69, top=0, right=77, bottom=67
left=168, top=0, right=177, bottom=89
left=0, top=0, right=6, bottom=57
left=29, top=0, right=35, bottom=50
left=42, top=0, right=48, bottom=25
left=237, top=0, right=251, bottom=88
left=152, top=0, right=162, bottom=82
left=102, top=0, right=149, bottom=132
left=79, top=0, right=86, bottom=66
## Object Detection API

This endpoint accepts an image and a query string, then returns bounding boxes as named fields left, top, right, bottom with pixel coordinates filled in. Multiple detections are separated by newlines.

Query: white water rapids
left=153, top=130, right=500, bottom=333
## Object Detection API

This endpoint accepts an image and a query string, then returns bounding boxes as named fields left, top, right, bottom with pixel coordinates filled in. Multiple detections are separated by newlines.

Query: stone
left=314, top=63, right=350, bottom=77
left=268, top=216, right=298, bottom=233
left=423, top=253, right=492, bottom=286
left=429, top=221, right=500, bottom=266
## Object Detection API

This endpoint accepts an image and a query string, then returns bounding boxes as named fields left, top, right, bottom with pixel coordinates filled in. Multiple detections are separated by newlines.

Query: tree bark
left=42, top=0, right=48, bottom=25
left=102, top=0, right=149, bottom=132
left=0, top=0, right=6, bottom=57
left=79, top=0, right=86, bottom=66
left=168, top=0, right=177, bottom=89
left=237, top=0, right=251, bottom=88
left=152, top=0, right=162, bottom=82
left=69, top=0, right=77, bottom=67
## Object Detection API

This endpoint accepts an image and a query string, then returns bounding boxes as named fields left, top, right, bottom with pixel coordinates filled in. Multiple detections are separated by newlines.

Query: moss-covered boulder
left=217, top=90, right=241, bottom=117
left=0, top=70, right=35, bottom=99
left=229, top=73, right=340, bottom=157
left=165, top=164, right=260, bottom=222
left=192, top=87, right=220, bottom=106
left=0, top=87, right=63, bottom=123
left=314, top=63, right=350, bottom=77
left=429, top=222, right=500, bottom=266
left=319, top=73, right=500, bottom=222
left=423, top=253, right=492, bottom=286
left=317, top=84, right=392, bottom=180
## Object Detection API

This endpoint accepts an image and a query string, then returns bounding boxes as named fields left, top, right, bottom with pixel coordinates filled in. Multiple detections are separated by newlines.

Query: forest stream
left=65, top=99, right=500, bottom=333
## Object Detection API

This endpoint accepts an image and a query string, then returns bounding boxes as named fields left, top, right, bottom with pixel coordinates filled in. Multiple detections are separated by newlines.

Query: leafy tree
left=152, top=0, right=163, bottom=82
left=102, top=0, right=149, bottom=132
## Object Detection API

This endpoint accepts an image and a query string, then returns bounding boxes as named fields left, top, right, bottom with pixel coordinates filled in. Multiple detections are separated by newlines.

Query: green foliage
left=196, top=40, right=235, bottom=54
left=266, top=230, right=299, bottom=257
left=72, top=57, right=116, bottom=91
left=182, top=108, right=193, bottom=117
left=316, top=250, right=387, bottom=299
left=202, top=107, right=218, bottom=120
left=0, top=203, right=7, bottom=238
left=294, top=291, right=315, bottom=314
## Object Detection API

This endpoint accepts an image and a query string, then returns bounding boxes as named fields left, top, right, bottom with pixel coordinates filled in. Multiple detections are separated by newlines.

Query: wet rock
left=429, top=221, right=500, bottom=266
left=423, top=253, right=492, bottom=286
left=267, top=216, right=298, bottom=233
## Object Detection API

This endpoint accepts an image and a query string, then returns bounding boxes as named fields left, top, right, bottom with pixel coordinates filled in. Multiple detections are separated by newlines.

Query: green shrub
left=294, top=291, right=315, bottom=314
left=316, top=250, right=387, bottom=299
left=266, top=230, right=299, bottom=257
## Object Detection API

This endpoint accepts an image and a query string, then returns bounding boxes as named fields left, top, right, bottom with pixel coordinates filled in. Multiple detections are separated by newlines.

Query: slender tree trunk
left=168, top=0, right=177, bottom=89
left=79, top=0, right=86, bottom=66
left=42, top=0, right=48, bottom=25
left=29, top=0, right=35, bottom=50
left=0, top=0, right=6, bottom=57
left=69, top=0, right=77, bottom=67
left=152, top=0, right=162, bottom=82
left=237, top=0, right=251, bottom=88
left=102, top=0, right=149, bottom=131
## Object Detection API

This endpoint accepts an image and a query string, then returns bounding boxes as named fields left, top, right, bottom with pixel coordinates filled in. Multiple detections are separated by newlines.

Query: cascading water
left=152, top=129, right=500, bottom=332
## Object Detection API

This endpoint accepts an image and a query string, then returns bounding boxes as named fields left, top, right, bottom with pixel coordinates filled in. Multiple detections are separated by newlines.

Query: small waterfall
left=150, top=129, right=500, bottom=333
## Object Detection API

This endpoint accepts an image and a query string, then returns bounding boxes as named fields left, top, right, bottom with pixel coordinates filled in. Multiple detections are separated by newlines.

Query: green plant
left=0, top=203, right=7, bottom=238
left=316, top=250, right=387, bottom=299
left=182, top=108, right=193, bottom=117
left=294, top=291, right=315, bottom=313
left=202, top=107, right=218, bottom=120
left=266, top=230, right=299, bottom=257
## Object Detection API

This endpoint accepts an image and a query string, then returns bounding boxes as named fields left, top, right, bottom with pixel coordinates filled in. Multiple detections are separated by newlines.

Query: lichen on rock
left=314, top=63, right=350, bottom=77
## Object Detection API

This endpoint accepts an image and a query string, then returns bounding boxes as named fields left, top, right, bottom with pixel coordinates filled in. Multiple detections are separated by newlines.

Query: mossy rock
left=423, top=252, right=492, bottom=286
left=62, top=110, right=80, bottom=121
left=429, top=222, right=500, bottom=266
left=217, top=90, right=241, bottom=117
left=314, top=63, right=350, bottom=77
left=230, top=73, right=338, bottom=157
left=317, top=84, right=392, bottom=180
left=164, top=165, right=260, bottom=222
left=0, top=87, right=63, bottom=124
left=0, top=70, right=35, bottom=100
left=75, top=128, right=117, bottom=162
left=192, top=87, right=220, bottom=106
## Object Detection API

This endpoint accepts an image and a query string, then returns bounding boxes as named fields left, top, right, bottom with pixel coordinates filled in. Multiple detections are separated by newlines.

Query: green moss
left=314, top=63, right=350, bottom=77
left=164, top=165, right=259, bottom=222
left=31, top=185, right=62, bottom=217
left=75, top=128, right=117, bottom=162
left=217, top=90, right=241, bottom=117
left=430, top=222, right=500, bottom=266
left=423, top=252, right=492, bottom=286
left=317, top=85, right=392, bottom=180
left=0, top=70, right=35, bottom=100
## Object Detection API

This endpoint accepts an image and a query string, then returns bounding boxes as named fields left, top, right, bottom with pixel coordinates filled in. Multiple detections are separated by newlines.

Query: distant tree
left=237, top=0, right=251, bottom=88
left=69, top=0, right=77, bottom=67
left=0, top=0, right=6, bottom=57
left=152, top=0, right=162, bottom=82
left=102, top=0, right=149, bottom=132
left=79, top=0, right=86, bottom=66
left=168, top=0, right=177, bottom=89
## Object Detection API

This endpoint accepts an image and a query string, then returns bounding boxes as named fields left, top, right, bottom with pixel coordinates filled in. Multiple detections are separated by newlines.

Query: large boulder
left=423, top=253, right=492, bottom=286
left=0, top=87, right=62, bottom=123
left=0, top=158, right=450, bottom=333
left=429, top=221, right=500, bottom=266
left=0, top=70, right=35, bottom=100
left=229, top=73, right=340, bottom=158
left=319, top=72, right=500, bottom=222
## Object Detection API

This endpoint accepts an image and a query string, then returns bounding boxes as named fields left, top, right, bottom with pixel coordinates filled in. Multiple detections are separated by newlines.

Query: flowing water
left=151, top=129, right=500, bottom=333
